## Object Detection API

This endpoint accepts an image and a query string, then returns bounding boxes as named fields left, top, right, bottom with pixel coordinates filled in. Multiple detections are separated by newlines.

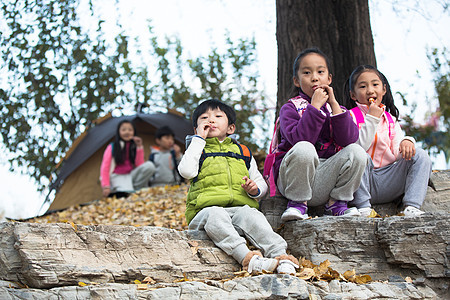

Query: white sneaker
left=402, top=206, right=425, bottom=217
left=343, top=207, right=361, bottom=216
left=277, top=260, right=298, bottom=275
left=358, top=207, right=373, bottom=217
left=281, top=207, right=309, bottom=222
left=247, top=255, right=278, bottom=274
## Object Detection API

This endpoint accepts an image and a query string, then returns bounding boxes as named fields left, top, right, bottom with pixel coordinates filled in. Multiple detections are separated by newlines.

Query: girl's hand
left=399, top=139, right=415, bottom=160
left=133, top=136, right=143, bottom=147
left=241, top=176, right=259, bottom=196
left=320, top=85, right=337, bottom=105
left=195, top=120, right=211, bottom=139
left=102, top=187, right=110, bottom=197
left=311, top=87, right=329, bottom=110
left=321, top=84, right=343, bottom=115
left=367, top=101, right=384, bottom=118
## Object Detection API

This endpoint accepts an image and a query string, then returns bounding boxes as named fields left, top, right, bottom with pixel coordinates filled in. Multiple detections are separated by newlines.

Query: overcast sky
left=1, top=0, right=449, bottom=220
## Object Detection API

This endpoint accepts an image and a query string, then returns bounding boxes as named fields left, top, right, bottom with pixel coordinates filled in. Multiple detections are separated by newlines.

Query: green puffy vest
left=185, top=137, right=259, bottom=224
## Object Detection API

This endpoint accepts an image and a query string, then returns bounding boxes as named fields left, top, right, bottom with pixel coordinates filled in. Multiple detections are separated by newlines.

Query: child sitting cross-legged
left=178, top=99, right=299, bottom=275
left=148, top=126, right=183, bottom=186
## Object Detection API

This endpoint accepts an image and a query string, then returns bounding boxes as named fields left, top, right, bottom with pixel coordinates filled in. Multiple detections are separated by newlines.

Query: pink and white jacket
left=349, top=102, right=415, bottom=169
left=100, top=142, right=145, bottom=188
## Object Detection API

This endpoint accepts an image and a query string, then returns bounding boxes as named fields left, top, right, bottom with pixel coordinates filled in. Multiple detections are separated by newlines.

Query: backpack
left=350, top=107, right=395, bottom=140
left=193, top=141, right=252, bottom=183
left=263, top=97, right=309, bottom=197
left=149, top=147, right=183, bottom=185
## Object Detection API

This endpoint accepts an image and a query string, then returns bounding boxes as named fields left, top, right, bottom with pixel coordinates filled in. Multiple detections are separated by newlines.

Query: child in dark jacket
left=148, top=126, right=183, bottom=186
left=275, top=48, right=368, bottom=221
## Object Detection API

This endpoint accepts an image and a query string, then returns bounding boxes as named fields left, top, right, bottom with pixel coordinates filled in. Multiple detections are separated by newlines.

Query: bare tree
left=276, top=0, right=376, bottom=111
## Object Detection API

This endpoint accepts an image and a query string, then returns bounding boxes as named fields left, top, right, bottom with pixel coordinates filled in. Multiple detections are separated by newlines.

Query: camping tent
left=46, top=112, right=193, bottom=212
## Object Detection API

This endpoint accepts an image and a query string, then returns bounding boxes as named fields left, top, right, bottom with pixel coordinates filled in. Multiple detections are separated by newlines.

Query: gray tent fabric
left=45, top=112, right=193, bottom=212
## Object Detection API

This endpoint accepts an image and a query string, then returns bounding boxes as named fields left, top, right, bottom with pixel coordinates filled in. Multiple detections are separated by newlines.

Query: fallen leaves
left=68, top=221, right=78, bottom=232
left=223, top=257, right=372, bottom=284
left=367, top=209, right=380, bottom=218
left=297, top=268, right=315, bottom=280
left=28, top=185, right=189, bottom=230
left=343, top=269, right=372, bottom=284
left=188, top=241, right=199, bottom=255
left=295, top=258, right=372, bottom=283
left=142, top=276, right=156, bottom=284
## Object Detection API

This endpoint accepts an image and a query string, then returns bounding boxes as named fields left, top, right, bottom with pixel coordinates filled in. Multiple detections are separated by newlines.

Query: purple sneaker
left=324, top=200, right=360, bottom=216
left=281, top=201, right=309, bottom=222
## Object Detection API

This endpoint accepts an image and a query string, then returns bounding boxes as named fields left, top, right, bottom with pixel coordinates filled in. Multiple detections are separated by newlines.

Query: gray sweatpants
left=110, top=161, right=155, bottom=193
left=277, top=141, right=368, bottom=206
left=188, top=205, right=288, bottom=264
left=352, top=148, right=432, bottom=209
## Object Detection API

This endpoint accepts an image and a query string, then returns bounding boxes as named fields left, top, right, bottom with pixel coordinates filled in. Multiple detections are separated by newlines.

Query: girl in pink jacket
left=343, top=65, right=432, bottom=217
left=100, top=120, right=155, bottom=197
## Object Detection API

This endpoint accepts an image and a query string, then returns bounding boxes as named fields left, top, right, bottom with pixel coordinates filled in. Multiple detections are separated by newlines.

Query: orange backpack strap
left=236, top=143, right=252, bottom=169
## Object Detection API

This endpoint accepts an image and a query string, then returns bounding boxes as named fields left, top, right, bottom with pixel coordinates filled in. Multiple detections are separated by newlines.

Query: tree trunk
left=276, top=0, right=376, bottom=114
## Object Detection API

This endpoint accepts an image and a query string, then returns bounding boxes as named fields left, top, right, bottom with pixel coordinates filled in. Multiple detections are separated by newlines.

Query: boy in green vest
left=178, top=99, right=299, bottom=275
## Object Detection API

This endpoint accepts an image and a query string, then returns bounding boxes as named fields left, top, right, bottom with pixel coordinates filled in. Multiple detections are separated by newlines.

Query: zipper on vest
left=225, top=145, right=234, bottom=203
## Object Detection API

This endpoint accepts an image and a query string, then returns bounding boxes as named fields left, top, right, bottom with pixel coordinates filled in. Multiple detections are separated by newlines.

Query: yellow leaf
left=300, top=257, right=316, bottom=269
left=319, top=273, right=335, bottom=281
left=188, top=241, right=199, bottom=247
left=317, top=260, right=330, bottom=275
left=142, top=276, right=156, bottom=284
left=343, top=269, right=356, bottom=281
left=297, top=268, right=315, bottom=280
left=67, top=221, right=78, bottom=232
left=174, top=273, right=190, bottom=282
left=328, top=268, right=340, bottom=280
left=368, top=209, right=381, bottom=218
left=233, top=270, right=249, bottom=277
left=354, top=274, right=372, bottom=284
left=78, top=281, right=87, bottom=287
left=190, top=246, right=199, bottom=255
left=134, top=279, right=141, bottom=284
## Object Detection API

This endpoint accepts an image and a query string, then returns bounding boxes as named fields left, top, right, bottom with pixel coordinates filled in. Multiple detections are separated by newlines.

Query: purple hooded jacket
left=273, top=92, right=359, bottom=184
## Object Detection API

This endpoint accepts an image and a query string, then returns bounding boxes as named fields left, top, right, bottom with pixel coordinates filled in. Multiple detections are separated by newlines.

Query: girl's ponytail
left=342, top=75, right=356, bottom=109
left=378, top=72, right=399, bottom=120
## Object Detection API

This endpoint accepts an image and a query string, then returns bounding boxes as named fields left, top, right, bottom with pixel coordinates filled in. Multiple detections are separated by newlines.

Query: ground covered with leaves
left=28, top=184, right=189, bottom=230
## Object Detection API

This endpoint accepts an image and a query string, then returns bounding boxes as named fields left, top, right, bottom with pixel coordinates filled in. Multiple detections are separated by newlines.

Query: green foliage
left=0, top=0, right=269, bottom=189
left=131, top=27, right=269, bottom=149
left=429, top=48, right=450, bottom=127
left=0, top=0, right=128, bottom=188
left=402, top=48, right=450, bottom=163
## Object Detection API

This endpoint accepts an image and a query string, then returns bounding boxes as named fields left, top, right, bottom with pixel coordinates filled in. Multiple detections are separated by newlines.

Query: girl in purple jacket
left=277, top=48, right=368, bottom=221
